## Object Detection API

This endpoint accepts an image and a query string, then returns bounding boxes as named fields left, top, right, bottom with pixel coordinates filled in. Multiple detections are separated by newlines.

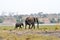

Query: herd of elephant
left=15, top=16, right=39, bottom=29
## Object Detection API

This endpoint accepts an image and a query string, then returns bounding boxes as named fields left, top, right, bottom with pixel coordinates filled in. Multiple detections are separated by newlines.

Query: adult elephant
left=25, top=16, right=39, bottom=29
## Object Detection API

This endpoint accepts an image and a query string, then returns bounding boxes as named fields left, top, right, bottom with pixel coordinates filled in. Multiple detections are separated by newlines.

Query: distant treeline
left=0, top=12, right=60, bottom=24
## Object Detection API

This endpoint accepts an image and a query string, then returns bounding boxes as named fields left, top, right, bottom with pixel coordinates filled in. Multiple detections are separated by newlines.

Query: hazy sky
left=0, top=0, right=60, bottom=15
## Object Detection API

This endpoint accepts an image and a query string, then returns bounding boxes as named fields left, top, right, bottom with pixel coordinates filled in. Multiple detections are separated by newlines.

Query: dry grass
left=0, top=31, right=60, bottom=40
left=0, top=25, right=60, bottom=40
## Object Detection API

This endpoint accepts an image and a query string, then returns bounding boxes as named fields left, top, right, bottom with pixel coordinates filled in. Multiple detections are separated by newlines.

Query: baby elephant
left=15, top=23, right=24, bottom=29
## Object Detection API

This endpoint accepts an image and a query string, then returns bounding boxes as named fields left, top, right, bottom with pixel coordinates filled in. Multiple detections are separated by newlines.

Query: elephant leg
left=19, top=25, right=22, bottom=29
left=37, top=24, right=39, bottom=29
left=29, top=25, right=31, bottom=29
left=31, top=24, right=35, bottom=29
left=33, top=24, right=35, bottom=29
left=25, top=24, right=27, bottom=29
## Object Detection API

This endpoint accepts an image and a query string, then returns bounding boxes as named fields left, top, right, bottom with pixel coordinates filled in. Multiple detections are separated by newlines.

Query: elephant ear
left=33, top=17, right=36, bottom=22
left=35, top=18, right=38, bottom=22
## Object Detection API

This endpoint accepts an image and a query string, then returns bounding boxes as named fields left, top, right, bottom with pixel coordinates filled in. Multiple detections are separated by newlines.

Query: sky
left=0, top=0, right=60, bottom=15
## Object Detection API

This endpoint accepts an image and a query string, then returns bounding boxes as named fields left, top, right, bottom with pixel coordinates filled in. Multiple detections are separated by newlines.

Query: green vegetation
left=0, top=26, right=14, bottom=30
left=0, top=18, right=3, bottom=23
left=0, top=25, right=60, bottom=31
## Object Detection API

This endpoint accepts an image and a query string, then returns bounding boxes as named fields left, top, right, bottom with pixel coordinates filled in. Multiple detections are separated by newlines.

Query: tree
left=58, top=18, right=60, bottom=23
left=0, top=19, right=3, bottom=23
left=16, top=15, right=23, bottom=23
left=38, top=12, right=43, bottom=17
left=50, top=18, right=57, bottom=23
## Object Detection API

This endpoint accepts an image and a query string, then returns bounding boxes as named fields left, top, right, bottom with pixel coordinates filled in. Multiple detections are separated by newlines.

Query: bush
left=0, top=19, right=3, bottom=23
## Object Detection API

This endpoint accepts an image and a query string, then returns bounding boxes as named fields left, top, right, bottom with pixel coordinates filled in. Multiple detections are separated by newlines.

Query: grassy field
left=0, top=25, right=60, bottom=31
left=0, top=25, right=60, bottom=40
